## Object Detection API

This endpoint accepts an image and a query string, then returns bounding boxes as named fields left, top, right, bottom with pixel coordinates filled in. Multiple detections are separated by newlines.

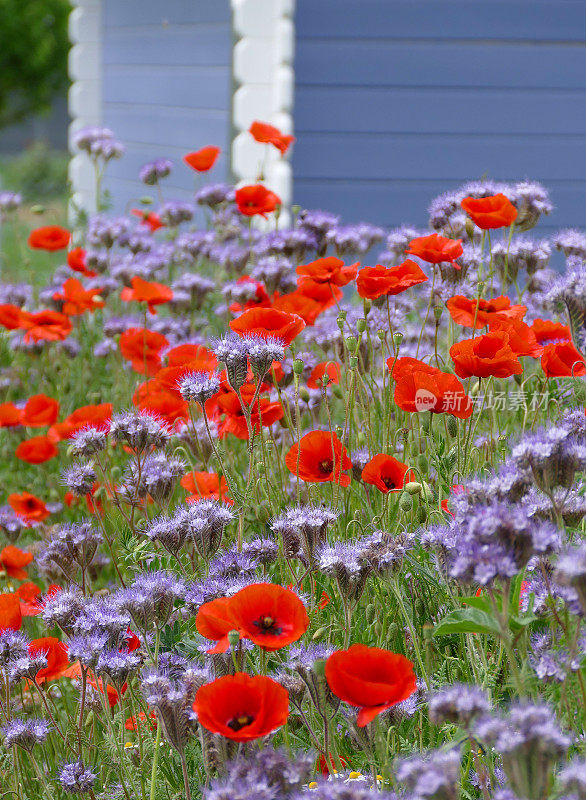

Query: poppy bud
left=513, top=373, right=522, bottom=386
left=139, top=196, right=153, bottom=205
left=312, top=627, right=328, bottom=641
left=313, top=658, right=327, bottom=677
left=365, top=604, right=376, bottom=624
left=422, top=413, right=432, bottom=433
left=447, top=415, right=458, bottom=438
left=393, top=332, right=404, bottom=348
left=465, top=217, right=477, bottom=239
left=386, top=622, right=399, bottom=640
left=299, top=387, right=310, bottom=403
left=332, top=384, right=343, bottom=399
left=363, top=299, right=372, bottom=315
left=349, top=356, right=358, bottom=370
left=433, top=306, right=443, bottom=322
left=417, top=506, right=427, bottom=524
left=227, top=629, right=240, bottom=648
left=374, top=621, right=383, bottom=637
left=346, top=336, right=357, bottom=353
left=31, top=205, right=45, bottom=215
left=292, top=359, right=304, bottom=376
left=410, top=442, right=420, bottom=458
left=404, top=481, right=422, bottom=495
left=422, top=482, right=434, bottom=502
left=356, top=318, right=367, bottom=334
left=399, top=492, right=412, bottom=512
left=337, top=318, right=345, bottom=332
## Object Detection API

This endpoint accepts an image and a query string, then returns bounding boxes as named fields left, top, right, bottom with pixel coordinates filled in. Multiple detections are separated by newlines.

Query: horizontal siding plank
left=102, top=27, right=231, bottom=66
left=292, top=133, right=586, bottom=180
left=295, top=40, right=586, bottom=89
left=102, top=142, right=229, bottom=186
left=103, top=66, right=230, bottom=109
left=103, top=106, right=229, bottom=149
left=294, top=87, right=586, bottom=135
left=296, top=0, right=586, bottom=41
left=104, top=0, right=230, bottom=27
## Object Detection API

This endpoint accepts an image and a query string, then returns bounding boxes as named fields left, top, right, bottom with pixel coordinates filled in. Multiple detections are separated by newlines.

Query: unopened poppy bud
left=404, top=481, right=422, bottom=495
left=357, top=431, right=366, bottom=446
left=299, top=387, right=310, bottom=402
left=365, top=604, right=376, bottom=624
left=393, top=332, right=403, bottom=348
left=417, top=506, right=427, bottom=524
left=349, top=356, right=358, bottom=369
left=110, top=466, right=122, bottom=481
left=31, top=205, right=45, bottom=215
left=422, top=482, right=434, bottom=502
left=346, top=336, right=357, bottom=353
left=433, top=305, right=443, bottom=322
left=313, top=658, right=327, bottom=677
left=410, top=442, right=420, bottom=458
left=139, top=196, right=153, bottom=205
left=227, top=629, right=240, bottom=648
left=422, top=413, right=432, bottom=433
left=356, top=318, right=366, bottom=334
left=447, top=415, right=458, bottom=437
left=465, top=217, right=477, bottom=239
left=332, top=384, right=343, bottom=399
left=414, top=599, right=425, bottom=617
left=363, top=298, right=372, bottom=315
left=513, top=373, right=522, bottom=386
left=293, top=358, right=304, bottom=375
left=399, top=492, right=412, bottom=512
left=386, top=622, right=399, bottom=639
left=374, top=621, right=383, bottom=637
left=312, top=627, right=327, bottom=640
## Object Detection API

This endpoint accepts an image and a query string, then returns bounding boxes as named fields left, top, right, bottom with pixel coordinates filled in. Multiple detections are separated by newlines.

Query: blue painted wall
left=101, top=0, right=232, bottom=214
left=292, top=0, right=586, bottom=235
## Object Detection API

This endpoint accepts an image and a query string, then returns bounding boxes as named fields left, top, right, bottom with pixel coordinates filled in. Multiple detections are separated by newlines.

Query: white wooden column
left=68, top=0, right=103, bottom=214
left=231, top=0, right=295, bottom=225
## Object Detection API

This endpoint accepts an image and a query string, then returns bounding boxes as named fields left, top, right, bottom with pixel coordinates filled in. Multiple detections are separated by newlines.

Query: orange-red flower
left=125, top=711, right=158, bottom=731
left=0, top=594, right=22, bottom=631
left=67, top=247, right=96, bottom=277
left=132, top=381, right=189, bottom=426
left=388, top=357, right=473, bottom=419
left=461, top=193, right=518, bottom=230
left=18, top=583, right=61, bottom=617
left=541, top=341, right=586, bottom=377
left=15, top=436, right=58, bottom=464
left=530, top=319, right=572, bottom=346
left=119, top=327, right=169, bottom=375
left=121, top=276, right=173, bottom=315
left=195, top=596, right=236, bottom=654
left=488, top=318, right=543, bottom=358
left=0, top=304, right=27, bottom=330
left=48, top=403, right=112, bottom=442
left=28, top=226, right=71, bottom=251
left=21, top=394, right=59, bottom=427
left=235, top=184, right=281, bottom=218
left=29, top=637, right=70, bottom=683
left=183, top=146, right=221, bottom=172
left=8, top=492, right=50, bottom=522
left=180, top=471, right=231, bottom=503
left=273, top=281, right=342, bottom=326
left=405, top=234, right=463, bottom=265
left=249, top=121, right=295, bottom=155
left=194, top=673, right=289, bottom=741
left=325, top=644, right=417, bottom=727
left=53, top=278, right=104, bottom=316
left=166, top=343, right=218, bottom=370
left=297, top=257, right=358, bottom=288
left=356, top=260, right=428, bottom=299
left=130, top=209, right=165, bottom=232
left=361, top=454, right=414, bottom=493
left=285, top=430, right=352, bottom=487
left=308, top=361, right=341, bottom=390
left=230, top=307, right=305, bottom=345
left=21, top=310, right=72, bottom=343
left=217, top=387, right=283, bottom=440
left=446, top=295, right=526, bottom=329
left=0, top=546, right=33, bottom=580
left=0, top=402, right=22, bottom=427
left=450, top=331, right=523, bottom=379
left=227, top=583, right=309, bottom=650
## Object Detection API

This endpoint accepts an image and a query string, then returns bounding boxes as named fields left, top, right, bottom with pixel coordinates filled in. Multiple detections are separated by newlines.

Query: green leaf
left=434, top=608, right=500, bottom=637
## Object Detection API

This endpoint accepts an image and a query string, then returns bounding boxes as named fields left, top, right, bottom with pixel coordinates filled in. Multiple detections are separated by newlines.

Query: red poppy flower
left=53, top=278, right=104, bottom=316
left=530, top=319, right=572, bottom=346
left=273, top=282, right=342, bottom=326
left=541, top=341, right=586, bottom=377
left=249, top=121, right=295, bottom=155
left=166, top=343, right=217, bottom=370
left=196, top=596, right=238, bottom=654
left=48, top=403, right=112, bottom=442
left=227, top=583, right=309, bottom=651
left=67, top=247, right=97, bottom=277
left=181, top=471, right=231, bottom=503
left=0, top=594, right=22, bottom=632
left=318, top=755, right=349, bottom=776
left=441, top=484, right=466, bottom=516
left=450, top=331, right=523, bottom=379
left=217, top=388, right=283, bottom=440
left=130, top=209, right=165, bottom=232
left=230, top=307, right=305, bottom=345
left=405, top=234, right=463, bottom=265
left=461, top=194, right=518, bottom=230
left=194, top=673, right=289, bottom=741
left=325, top=644, right=417, bottom=727
left=29, top=637, right=70, bottom=683
left=361, top=454, right=414, bottom=493
left=235, top=185, right=281, bottom=218
left=121, top=276, right=173, bottom=315
left=21, top=394, right=59, bottom=427
left=21, top=310, right=72, bottom=343
left=446, top=295, right=526, bottom=329
left=183, top=146, right=221, bottom=172
left=488, top=318, right=543, bottom=358
left=0, top=402, right=22, bottom=427
left=119, top=327, right=169, bottom=375
left=356, top=260, right=428, bottom=299
left=125, top=711, right=157, bottom=731
left=285, top=430, right=352, bottom=487
left=132, top=381, right=189, bottom=426
left=297, top=257, right=358, bottom=288
left=0, top=546, right=33, bottom=580
left=18, top=583, right=61, bottom=616
left=8, top=492, right=50, bottom=522
left=0, top=304, right=28, bottom=330
left=388, top=357, right=473, bottom=419
left=308, top=362, right=341, bottom=390
left=28, top=226, right=71, bottom=252
left=15, top=436, right=58, bottom=464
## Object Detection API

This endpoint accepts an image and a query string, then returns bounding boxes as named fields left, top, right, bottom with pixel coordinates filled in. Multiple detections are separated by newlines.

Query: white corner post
left=231, top=0, right=295, bottom=226
left=68, top=0, right=102, bottom=215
